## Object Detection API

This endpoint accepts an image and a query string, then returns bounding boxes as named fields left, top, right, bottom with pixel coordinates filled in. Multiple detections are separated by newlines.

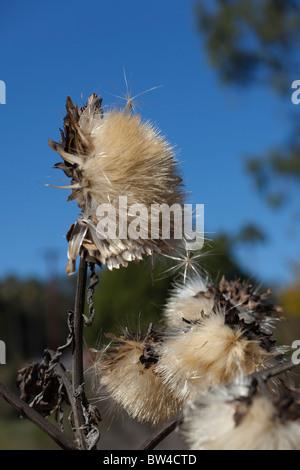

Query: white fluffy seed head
left=163, top=275, right=283, bottom=333
left=49, top=94, right=185, bottom=274
left=157, top=274, right=285, bottom=404
left=156, top=311, right=279, bottom=404
left=183, top=379, right=300, bottom=450
left=95, top=332, right=183, bottom=427
left=163, top=276, right=214, bottom=328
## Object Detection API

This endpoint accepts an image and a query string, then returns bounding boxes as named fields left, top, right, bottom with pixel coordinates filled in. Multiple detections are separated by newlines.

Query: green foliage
left=83, top=259, right=172, bottom=347
left=195, top=0, right=300, bottom=225
left=247, top=138, right=300, bottom=208
left=233, top=223, right=266, bottom=245
left=0, top=275, right=73, bottom=362
left=0, top=277, right=47, bottom=362
left=195, top=0, right=300, bottom=92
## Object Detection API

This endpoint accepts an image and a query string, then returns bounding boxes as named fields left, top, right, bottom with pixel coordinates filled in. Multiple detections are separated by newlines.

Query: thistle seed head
left=93, top=325, right=183, bottom=426
left=183, top=375, right=300, bottom=450
left=156, top=275, right=285, bottom=404
left=48, top=94, right=185, bottom=274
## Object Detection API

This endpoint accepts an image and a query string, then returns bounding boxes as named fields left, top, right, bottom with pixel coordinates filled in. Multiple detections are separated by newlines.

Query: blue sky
left=0, top=0, right=298, bottom=286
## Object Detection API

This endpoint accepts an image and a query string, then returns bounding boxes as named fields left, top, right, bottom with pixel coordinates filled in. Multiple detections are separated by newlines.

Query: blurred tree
left=195, top=0, right=300, bottom=353
left=195, top=0, right=300, bottom=91
left=0, top=276, right=73, bottom=364
left=233, top=223, right=266, bottom=245
left=0, top=277, right=47, bottom=363
left=280, top=281, right=300, bottom=317
left=195, top=0, right=300, bottom=213
left=275, top=264, right=300, bottom=352
left=279, top=263, right=300, bottom=317
left=246, top=126, right=300, bottom=209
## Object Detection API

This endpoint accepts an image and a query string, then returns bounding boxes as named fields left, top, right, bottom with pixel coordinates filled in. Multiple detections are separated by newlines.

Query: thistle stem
left=0, top=382, right=78, bottom=450
left=72, top=255, right=88, bottom=450
left=138, top=413, right=183, bottom=450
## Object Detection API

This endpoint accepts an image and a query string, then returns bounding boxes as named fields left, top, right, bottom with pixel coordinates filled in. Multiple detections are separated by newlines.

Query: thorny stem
left=72, top=255, right=88, bottom=450
left=0, top=382, right=78, bottom=450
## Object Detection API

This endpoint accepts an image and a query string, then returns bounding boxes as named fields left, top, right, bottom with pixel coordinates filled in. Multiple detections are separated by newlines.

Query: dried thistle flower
left=156, top=275, right=285, bottom=404
left=16, top=359, right=69, bottom=417
left=93, top=325, right=183, bottom=426
left=182, top=376, right=300, bottom=450
left=48, top=93, right=185, bottom=274
left=163, top=275, right=283, bottom=330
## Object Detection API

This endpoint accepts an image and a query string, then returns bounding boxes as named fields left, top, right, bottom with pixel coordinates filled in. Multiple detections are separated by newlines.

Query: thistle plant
left=0, top=85, right=299, bottom=451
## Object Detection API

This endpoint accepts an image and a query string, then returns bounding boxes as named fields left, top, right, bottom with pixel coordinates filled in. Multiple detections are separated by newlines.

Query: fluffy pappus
left=163, top=276, right=214, bottom=328
left=156, top=274, right=285, bottom=404
left=163, top=274, right=283, bottom=332
left=156, top=310, right=280, bottom=404
left=182, top=376, right=300, bottom=450
left=48, top=93, right=185, bottom=275
left=93, top=326, right=183, bottom=427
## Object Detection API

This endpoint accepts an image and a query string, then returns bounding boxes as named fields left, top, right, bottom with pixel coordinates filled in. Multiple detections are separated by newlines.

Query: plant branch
left=138, top=413, right=183, bottom=450
left=72, top=255, right=88, bottom=450
left=249, top=359, right=299, bottom=382
left=84, top=263, right=99, bottom=327
left=0, top=382, right=78, bottom=450
left=44, top=348, right=74, bottom=408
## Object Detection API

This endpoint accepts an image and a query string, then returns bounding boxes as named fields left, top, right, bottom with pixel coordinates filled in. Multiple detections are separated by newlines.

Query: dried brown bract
left=16, top=359, right=69, bottom=417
